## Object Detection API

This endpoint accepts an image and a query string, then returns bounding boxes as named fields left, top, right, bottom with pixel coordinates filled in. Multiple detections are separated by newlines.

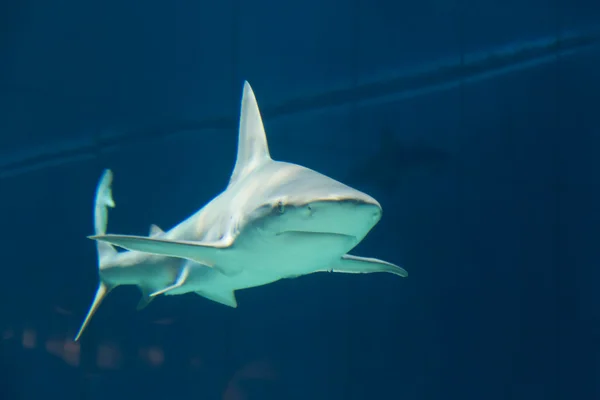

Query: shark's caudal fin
left=227, top=81, right=273, bottom=188
left=94, top=169, right=117, bottom=264
left=324, top=254, right=408, bottom=277
left=74, top=169, right=117, bottom=342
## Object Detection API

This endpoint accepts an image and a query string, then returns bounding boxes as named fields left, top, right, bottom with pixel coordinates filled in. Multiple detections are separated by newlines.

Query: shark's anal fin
left=150, top=265, right=190, bottom=297
left=196, top=290, right=238, bottom=308
left=323, top=254, right=408, bottom=277
left=74, top=282, right=113, bottom=342
left=136, top=287, right=155, bottom=310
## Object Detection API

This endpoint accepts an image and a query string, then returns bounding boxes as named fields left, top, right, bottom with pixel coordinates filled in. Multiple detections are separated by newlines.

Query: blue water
left=0, top=1, right=598, bottom=399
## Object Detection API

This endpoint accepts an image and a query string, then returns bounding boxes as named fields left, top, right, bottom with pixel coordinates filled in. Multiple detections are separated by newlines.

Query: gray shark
left=89, top=81, right=407, bottom=310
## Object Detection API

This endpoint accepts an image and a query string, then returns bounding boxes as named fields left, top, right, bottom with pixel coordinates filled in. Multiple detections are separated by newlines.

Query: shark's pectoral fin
left=136, top=287, right=155, bottom=310
left=196, top=290, right=238, bottom=308
left=322, top=254, right=408, bottom=277
left=150, top=265, right=191, bottom=297
left=89, top=234, right=231, bottom=266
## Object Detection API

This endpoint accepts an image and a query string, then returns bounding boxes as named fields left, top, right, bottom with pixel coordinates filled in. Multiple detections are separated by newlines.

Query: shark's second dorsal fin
left=149, top=224, right=164, bottom=237
left=228, top=81, right=272, bottom=188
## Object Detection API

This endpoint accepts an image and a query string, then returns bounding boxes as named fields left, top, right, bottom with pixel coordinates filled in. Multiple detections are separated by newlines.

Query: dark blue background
left=0, top=1, right=598, bottom=399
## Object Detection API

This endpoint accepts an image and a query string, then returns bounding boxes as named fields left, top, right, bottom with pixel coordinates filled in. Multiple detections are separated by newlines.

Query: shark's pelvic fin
left=74, top=169, right=118, bottom=342
left=136, top=287, right=155, bottom=310
left=149, top=224, right=164, bottom=237
left=149, top=264, right=190, bottom=297
left=323, top=254, right=408, bottom=277
left=196, top=290, right=238, bottom=308
left=88, top=234, right=237, bottom=275
left=227, top=81, right=272, bottom=187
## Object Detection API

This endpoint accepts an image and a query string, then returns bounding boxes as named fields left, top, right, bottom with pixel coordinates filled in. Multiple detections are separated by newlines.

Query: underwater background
left=0, top=0, right=599, bottom=399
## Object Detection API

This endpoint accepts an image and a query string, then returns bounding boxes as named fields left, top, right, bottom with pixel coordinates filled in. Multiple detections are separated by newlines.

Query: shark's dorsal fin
left=228, top=81, right=272, bottom=187
left=149, top=224, right=164, bottom=237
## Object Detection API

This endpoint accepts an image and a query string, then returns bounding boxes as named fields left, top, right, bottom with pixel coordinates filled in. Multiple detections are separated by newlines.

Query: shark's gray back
left=159, top=160, right=368, bottom=246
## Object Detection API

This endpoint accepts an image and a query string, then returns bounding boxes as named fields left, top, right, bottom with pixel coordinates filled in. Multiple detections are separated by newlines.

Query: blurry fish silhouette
left=348, top=127, right=451, bottom=195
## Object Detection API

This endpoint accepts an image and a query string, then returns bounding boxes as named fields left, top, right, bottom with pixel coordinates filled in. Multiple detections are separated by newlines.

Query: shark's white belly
left=166, top=250, right=335, bottom=295
left=166, top=229, right=357, bottom=295
left=234, top=227, right=355, bottom=271
left=103, top=252, right=184, bottom=292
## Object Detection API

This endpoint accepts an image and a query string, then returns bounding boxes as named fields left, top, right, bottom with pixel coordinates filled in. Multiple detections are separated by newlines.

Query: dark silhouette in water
left=348, top=127, right=452, bottom=195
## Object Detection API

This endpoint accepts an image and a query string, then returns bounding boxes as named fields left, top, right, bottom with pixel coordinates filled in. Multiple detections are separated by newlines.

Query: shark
left=88, top=81, right=407, bottom=309
left=348, top=127, right=451, bottom=196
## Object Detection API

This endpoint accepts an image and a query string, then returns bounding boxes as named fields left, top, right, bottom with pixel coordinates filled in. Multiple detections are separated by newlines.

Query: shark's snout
left=268, top=198, right=381, bottom=241
left=360, top=201, right=383, bottom=226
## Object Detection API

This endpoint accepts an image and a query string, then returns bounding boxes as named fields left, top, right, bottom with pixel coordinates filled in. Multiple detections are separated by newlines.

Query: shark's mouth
left=276, top=230, right=357, bottom=241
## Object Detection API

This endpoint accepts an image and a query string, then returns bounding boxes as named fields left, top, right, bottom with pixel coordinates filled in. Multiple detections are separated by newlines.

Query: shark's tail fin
left=94, top=169, right=117, bottom=263
left=74, top=169, right=117, bottom=342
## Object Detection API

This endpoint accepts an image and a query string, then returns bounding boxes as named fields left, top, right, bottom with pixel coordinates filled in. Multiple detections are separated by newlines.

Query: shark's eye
left=276, top=201, right=285, bottom=214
